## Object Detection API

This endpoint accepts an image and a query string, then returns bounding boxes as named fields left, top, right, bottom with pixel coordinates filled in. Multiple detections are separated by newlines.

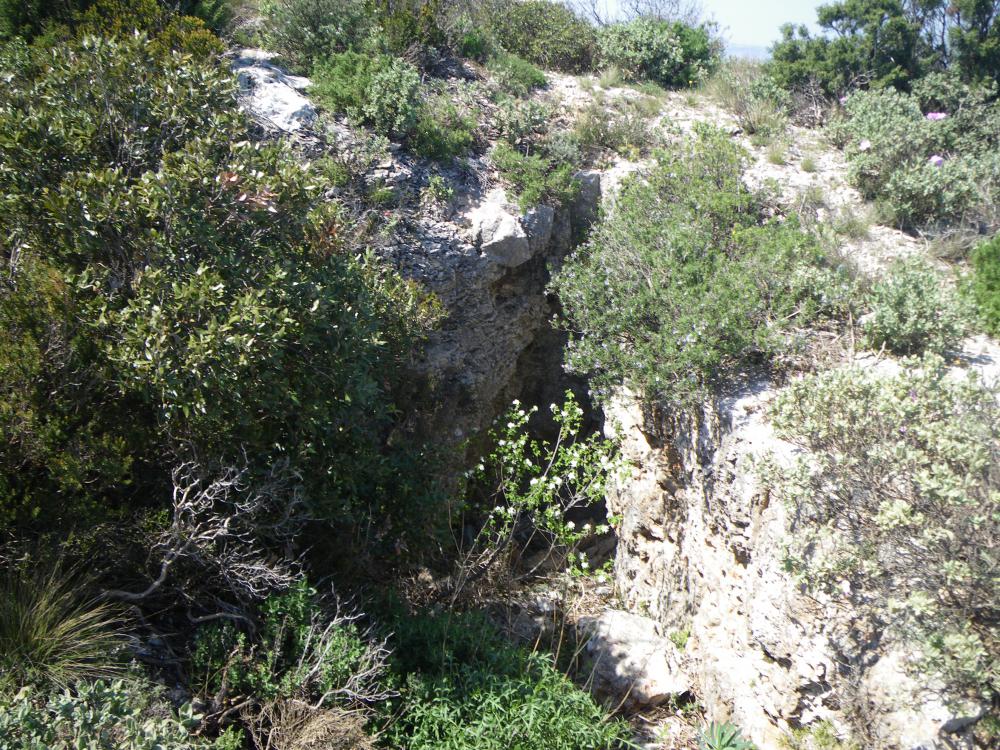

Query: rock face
left=604, top=380, right=983, bottom=750
left=232, top=49, right=316, bottom=132
left=379, top=177, right=596, bottom=448
left=579, top=609, right=689, bottom=710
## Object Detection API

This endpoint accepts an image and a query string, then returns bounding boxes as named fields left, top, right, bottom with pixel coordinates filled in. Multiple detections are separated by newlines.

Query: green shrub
left=972, top=234, right=1000, bottom=335
left=410, top=92, right=477, bottom=160
left=261, top=0, right=370, bottom=73
left=191, top=580, right=387, bottom=708
left=485, top=0, right=595, bottom=73
left=491, top=140, right=579, bottom=210
left=551, top=125, right=857, bottom=408
left=487, top=51, right=547, bottom=97
left=385, top=611, right=630, bottom=750
left=597, top=18, right=716, bottom=88
left=699, top=721, right=756, bottom=750
left=0, top=34, right=439, bottom=547
left=830, top=86, right=1000, bottom=227
left=494, top=96, right=551, bottom=148
left=767, top=357, right=1000, bottom=709
left=864, top=258, right=972, bottom=360
left=311, top=52, right=420, bottom=137
left=0, top=563, right=123, bottom=693
left=0, top=677, right=237, bottom=749
left=374, top=0, right=446, bottom=56
left=704, top=59, right=789, bottom=136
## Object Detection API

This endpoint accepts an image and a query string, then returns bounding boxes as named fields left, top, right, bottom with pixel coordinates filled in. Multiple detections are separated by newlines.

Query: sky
left=700, top=0, right=821, bottom=52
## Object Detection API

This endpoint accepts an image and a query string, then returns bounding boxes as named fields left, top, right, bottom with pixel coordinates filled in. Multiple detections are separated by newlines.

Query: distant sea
left=725, top=44, right=770, bottom=60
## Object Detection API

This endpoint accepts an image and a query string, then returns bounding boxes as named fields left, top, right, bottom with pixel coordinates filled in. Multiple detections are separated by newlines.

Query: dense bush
left=191, top=580, right=388, bottom=709
left=597, top=18, right=716, bottom=87
left=972, top=234, right=1000, bottom=335
left=491, top=140, right=579, bottom=209
left=830, top=85, right=1000, bottom=227
left=767, top=357, right=999, bottom=709
left=551, top=125, right=857, bottom=407
left=769, top=0, right=1000, bottom=97
left=311, top=51, right=421, bottom=137
left=410, top=91, right=478, bottom=160
left=261, top=0, right=370, bottom=73
left=385, top=611, right=630, bottom=750
left=485, top=0, right=596, bottom=73
left=862, top=257, right=970, bottom=355
left=487, top=51, right=547, bottom=97
left=0, top=677, right=239, bottom=749
left=0, top=35, right=437, bottom=545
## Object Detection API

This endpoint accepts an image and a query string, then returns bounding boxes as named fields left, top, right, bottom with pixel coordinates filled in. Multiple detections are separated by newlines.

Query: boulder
left=232, top=49, right=316, bottom=133
left=467, top=190, right=532, bottom=268
left=579, top=610, right=689, bottom=709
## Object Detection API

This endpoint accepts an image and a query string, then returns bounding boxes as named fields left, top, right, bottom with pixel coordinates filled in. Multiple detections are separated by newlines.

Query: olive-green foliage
left=769, top=0, right=1000, bottom=97
left=485, top=0, right=596, bottom=73
left=491, top=140, right=580, bottom=210
left=862, top=257, right=970, bottom=355
left=0, top=677, right=239, bottom=750
left=972, top=234, right=1000, bottom=335
left=374, top=0, right=446, bottom=56
left=410, top=92, right=478, bottom=160
left=261, top=0, right=370, bottom=73
left=191, top=581, right=380, bottom=706
left=830, top=82, right=1000, bottom=227
left=487, top=51, right=547, bottom=97
left=768, top=357, right=999, bottom=710
left=551, top=125, right=857, bottom=408
left=597, top=18, right=717, bottom=88
left=311, top=51, right=421, bottom=137
left=0, top=563, right=123, bottom=693
left=385, top=611, right=631, bottom=750
left=699, top=721, right=757, bottom=750
left=703, top=58, right=789, bottom=136
left=0, top=35, right=436, bottom=542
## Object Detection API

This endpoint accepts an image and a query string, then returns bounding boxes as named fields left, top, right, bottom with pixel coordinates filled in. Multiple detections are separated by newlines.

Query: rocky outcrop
left=233, top=49, right=316, bottom=132
left=380, top=177, right=594, bottom=448
left=604, top=375, right=986, bottom=750
left=579, top=609, right=689, bottom=710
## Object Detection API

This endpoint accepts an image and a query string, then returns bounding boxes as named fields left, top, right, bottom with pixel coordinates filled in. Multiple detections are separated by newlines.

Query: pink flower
left=928, top=154, right=945, bottom=167
left=839, top=95, right=848, bottom=105
left=858, top=139, right=872, bottom=152
left=925, top=112, right=948, bottom=121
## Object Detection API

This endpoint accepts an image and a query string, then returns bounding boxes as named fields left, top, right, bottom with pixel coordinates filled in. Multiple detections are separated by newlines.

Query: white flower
left=582, top=523, right=592, bottom=532
left=507, top=421, right=515, bottom=429
left=553, top=476, right=563, bottom=486
left=580, top=559, right=589, bottom=569
left=530, top=477, right=539, bottom=486
left=566, top=521, right=575, bottom=530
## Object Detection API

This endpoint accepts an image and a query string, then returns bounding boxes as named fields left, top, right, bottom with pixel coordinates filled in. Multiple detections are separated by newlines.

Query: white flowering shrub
left=470, top=392, right=622, bottom=577
left=765, top=357, right=999, bottom=710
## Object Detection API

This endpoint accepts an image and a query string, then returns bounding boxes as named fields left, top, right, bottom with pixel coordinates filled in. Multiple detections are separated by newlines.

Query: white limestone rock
left=232, top=49, right=316, bottom=133
left=579, top=610, right=689, bottom=709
